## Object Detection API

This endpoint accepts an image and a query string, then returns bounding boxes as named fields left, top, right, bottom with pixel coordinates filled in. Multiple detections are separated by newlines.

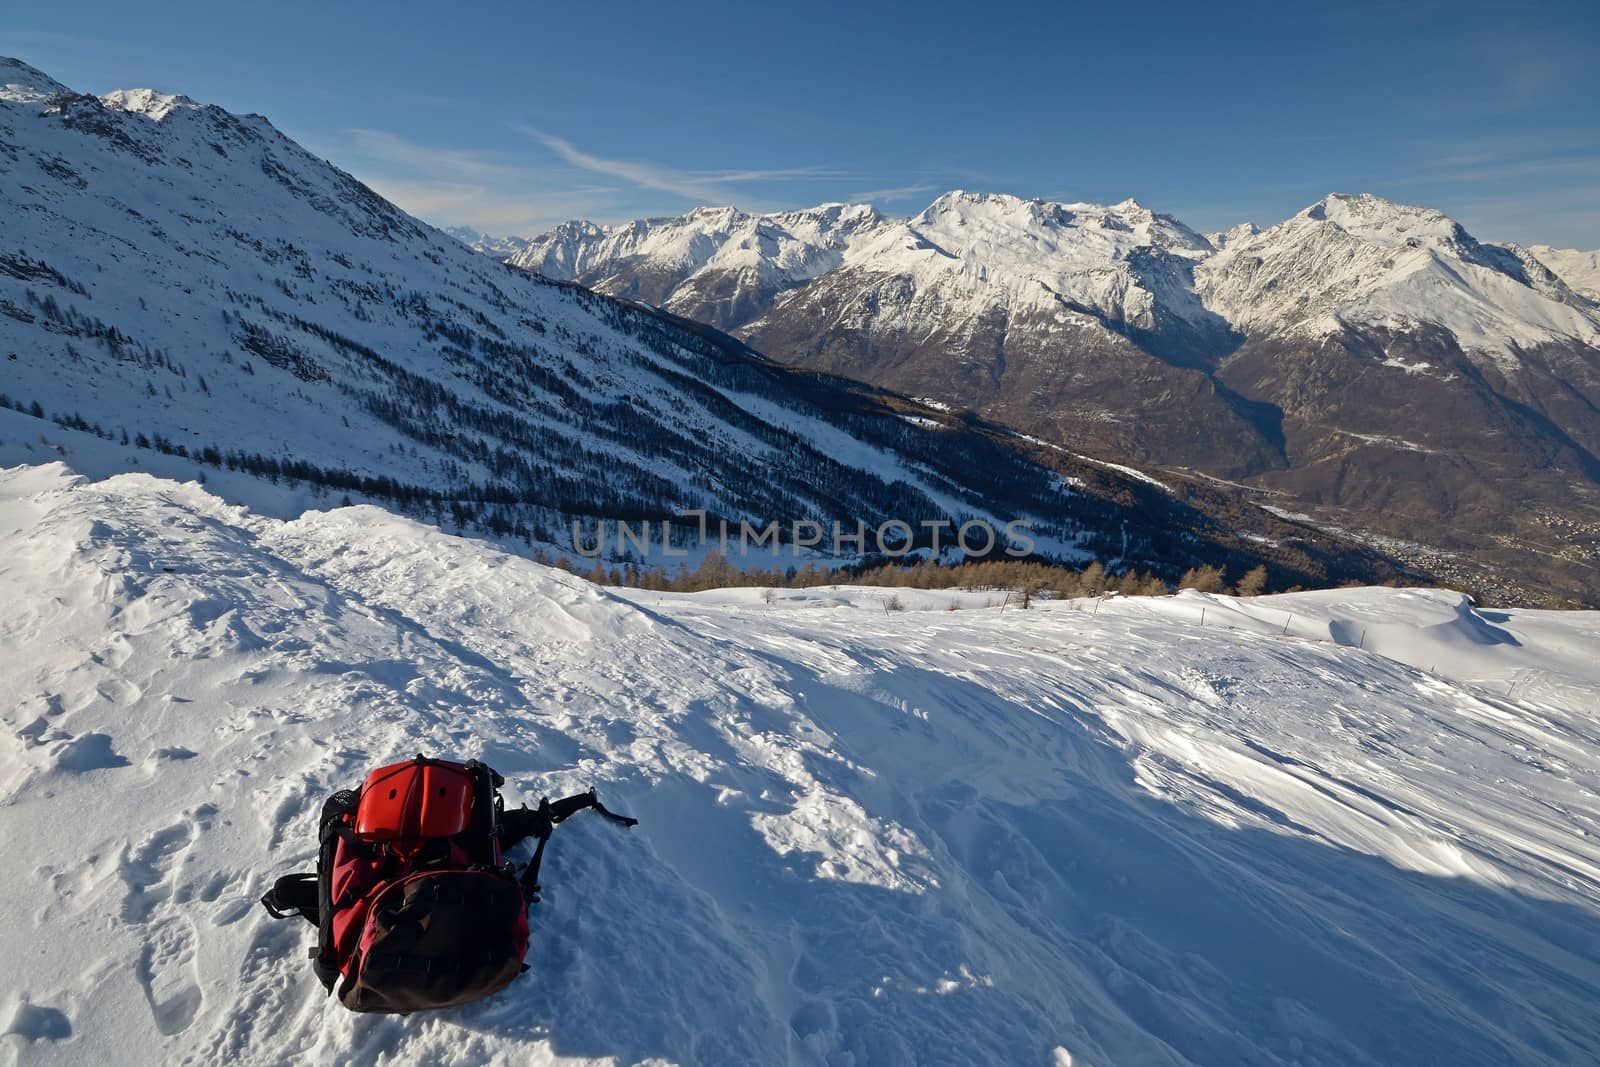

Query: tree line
left=549, top=551, right=1279, bottom=600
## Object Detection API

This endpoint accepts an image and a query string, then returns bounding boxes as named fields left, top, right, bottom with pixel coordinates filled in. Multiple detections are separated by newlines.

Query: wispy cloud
left=320, top=125, right=886, bottom=236
left=1442, top=191, right=1600, bottom=249
left=1413, top=157, right=1600, bottom=185
left=1455, top=26, right=1593, bottom=114
left=331, top=125, right=1102, bottom=239
left=347, top=128, right=534, bottom=184
left=514, top=125, right=842, bottom=206
left=846, top=181, right=938, bottom=205
left=357, top=177, right=618, bottom=235
left=1397, top=134, right=1600, bottom=187
left=318, top=128, right=620, bottom=236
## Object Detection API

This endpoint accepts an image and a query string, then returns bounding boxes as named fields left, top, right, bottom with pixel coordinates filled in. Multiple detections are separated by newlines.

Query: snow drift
left=3, top=460, right=1598, bottom=1066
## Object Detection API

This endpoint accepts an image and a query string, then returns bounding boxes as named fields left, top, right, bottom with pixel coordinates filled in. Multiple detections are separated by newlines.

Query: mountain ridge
left=500, top=190, right=1600, bottom=604
left=507, top=189, right=1600, bottom=360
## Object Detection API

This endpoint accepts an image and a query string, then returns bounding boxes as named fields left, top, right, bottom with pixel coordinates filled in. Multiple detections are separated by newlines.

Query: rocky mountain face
left=510, top=193, right=1600, bottom=603
left=0, top=57, right=1392, bottom=588
left=1195, top=197, right=1600, bottom=601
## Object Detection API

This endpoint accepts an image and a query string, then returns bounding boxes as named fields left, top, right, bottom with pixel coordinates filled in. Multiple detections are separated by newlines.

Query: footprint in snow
left=196, top=921, right=303, bottom=1061
left=15, top=715, right=50, bottom=745
left=92, top=633, right=134, bottom=670
left=119, top=818, right=196, bottom=924
left=263, top=786, right=309, bottom=850
left=34, top=854, right=109, bottom=923
left=208, top=894, right=254, bottom=928
left=136, top=916, right=204, bottom=1036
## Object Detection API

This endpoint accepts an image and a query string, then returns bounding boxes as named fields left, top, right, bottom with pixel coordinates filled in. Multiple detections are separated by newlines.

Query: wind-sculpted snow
left=3, top=462, right=1598, bottom=1065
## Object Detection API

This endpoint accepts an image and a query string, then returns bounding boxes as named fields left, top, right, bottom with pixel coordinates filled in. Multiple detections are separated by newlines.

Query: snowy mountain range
left=509, top=191, right=1600, bottom=363
left=443, top=225, right=528, bottom=260
left=510, top=203, right=889, bottom=329
left=0, top=57, right=1387, bottom=588
left=507, top=193, right=1600, bottom=604
left=1528, top=244, right=1600, bottom=302
left=1197, top=194, right=1599, bottom=354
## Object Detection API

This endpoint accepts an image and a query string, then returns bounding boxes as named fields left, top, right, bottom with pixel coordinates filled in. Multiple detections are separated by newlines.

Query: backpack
left=259, top=755, right=636, bottom=1013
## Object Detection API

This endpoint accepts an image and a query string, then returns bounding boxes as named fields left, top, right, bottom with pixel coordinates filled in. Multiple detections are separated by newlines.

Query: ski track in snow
left=2, top=462, right=1599, bottom=1066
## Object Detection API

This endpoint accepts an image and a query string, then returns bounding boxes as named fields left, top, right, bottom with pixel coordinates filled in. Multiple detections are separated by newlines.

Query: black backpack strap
left=589, top=796, right=638, bottom=829
left=521, top=819, right=552, bottom=904
left=260, top=872, right=319, bottom=923
left=313, top=789, right=363, bottom=991
left=259, top=788, right=360, bottom=926
left=259, top=786, right=361, bottom=994
left=548, top=786, right=638, bottom=829
left=506, top=788, right=636, bottom=905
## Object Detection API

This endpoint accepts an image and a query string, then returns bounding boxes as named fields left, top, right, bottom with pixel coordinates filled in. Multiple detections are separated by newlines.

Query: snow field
left=2, top=462, right=1599, bottom=1066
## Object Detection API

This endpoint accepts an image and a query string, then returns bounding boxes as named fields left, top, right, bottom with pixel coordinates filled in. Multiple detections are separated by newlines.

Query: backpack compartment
left=338, top=869, right=531, bottom=1014
left=354, top=758, right=477, bottom=841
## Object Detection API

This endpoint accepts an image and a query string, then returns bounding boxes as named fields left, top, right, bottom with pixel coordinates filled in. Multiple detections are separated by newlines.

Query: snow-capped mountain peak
left=515, top=185, right=1600, bottom=364
left=442, top=225, right=529, bottom=259
left=507, top=199, right=895, bottom=321
left=1198, top=192, right=1600, bottom=357
left=1527, top=244, right=1600, bottom=303
left=99, top=87, right=199, bottom=121
left=907, top=190, right=1208, bottom=254
left=520, top=189, right=1230, bottom=341
left=912, top=188, right=1019, bottom=222
left=811, top=189, right=1223, bottom=346
left=685, top=204, right=742, bottom=222
left=1205, top=221, right=1260, bottom=251
left=0, top=56, right=69, bottom=103
left=1300, top=191, right=1468, bottom=247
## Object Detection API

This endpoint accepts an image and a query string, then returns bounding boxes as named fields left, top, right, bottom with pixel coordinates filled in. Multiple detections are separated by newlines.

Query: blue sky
left=7, top=0, right=1599, bottom=245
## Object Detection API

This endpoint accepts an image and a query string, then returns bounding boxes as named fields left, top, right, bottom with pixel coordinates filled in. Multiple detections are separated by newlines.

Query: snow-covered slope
left=0, top=56, right=1243, bottom=574
left=1528, top=244, right=1600, bottom=303
left=4, top=461, right=1599, bottom=1065
left=0, top=55, right=959, bottom=549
